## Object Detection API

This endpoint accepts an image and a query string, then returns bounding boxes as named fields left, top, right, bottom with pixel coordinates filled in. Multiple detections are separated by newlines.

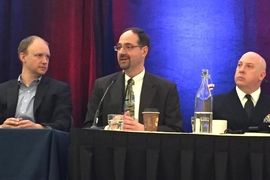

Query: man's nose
left=42, top=57, right=49, bottom=63
left=239, top=66, right=245, bottom=72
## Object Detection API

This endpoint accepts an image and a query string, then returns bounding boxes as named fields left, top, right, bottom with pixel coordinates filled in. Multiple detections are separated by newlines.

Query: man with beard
left=83, top=27, right=183, bottom=132
left=0, top=36, right=72, bottom=132
left=213, top=52, right=270, bottom=132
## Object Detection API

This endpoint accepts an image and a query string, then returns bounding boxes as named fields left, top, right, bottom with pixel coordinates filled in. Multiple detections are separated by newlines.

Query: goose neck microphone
left=90, top=80, right=116, bottom=129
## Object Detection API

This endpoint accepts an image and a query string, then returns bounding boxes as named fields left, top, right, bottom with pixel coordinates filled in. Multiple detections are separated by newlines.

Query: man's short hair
left=123, top=27, right=150, bottom=51
left=17, top=35, right=48, bottom=55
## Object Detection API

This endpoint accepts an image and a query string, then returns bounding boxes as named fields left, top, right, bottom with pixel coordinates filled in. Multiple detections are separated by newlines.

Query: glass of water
left=200, top=118, right=210, bottom=133
left=107, top=114, right=124, bottom=131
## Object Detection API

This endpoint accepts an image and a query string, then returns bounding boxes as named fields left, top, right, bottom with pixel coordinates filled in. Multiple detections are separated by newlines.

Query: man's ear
left=142, top=46, right=149, bottom=57
left=19, top=52, right=26, bottom=63
left=261, top=71, right=266, bottom=79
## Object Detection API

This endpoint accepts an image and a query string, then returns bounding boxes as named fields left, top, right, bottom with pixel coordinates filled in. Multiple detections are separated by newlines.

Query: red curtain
left=44, top=0, right=103, bottom=127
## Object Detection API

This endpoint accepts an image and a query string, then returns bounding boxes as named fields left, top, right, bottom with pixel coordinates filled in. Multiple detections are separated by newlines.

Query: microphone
left=225, top=125, right=270, bottom=134
left=224, top=129, right=245, bottom=134
left=248, top=126, right=259, bottom=132
left=90, top=80, right=116, bottom=129
left=249, top=124, right=270, bottom=132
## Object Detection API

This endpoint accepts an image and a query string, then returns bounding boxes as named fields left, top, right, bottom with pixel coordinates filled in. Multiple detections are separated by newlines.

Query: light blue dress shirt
left=15, top=75, right=41, bottom=122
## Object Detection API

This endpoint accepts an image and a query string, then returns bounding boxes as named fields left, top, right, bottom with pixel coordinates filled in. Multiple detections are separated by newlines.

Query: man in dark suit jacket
left=0, top=36, right=72, bottom=132
left=213, top=52, right=270, bottom=132
left=83, top=27, right=182, bottom=132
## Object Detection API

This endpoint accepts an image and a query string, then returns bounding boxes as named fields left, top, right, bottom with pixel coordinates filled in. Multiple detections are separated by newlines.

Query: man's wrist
left=42, top=125, right=52, bottom=129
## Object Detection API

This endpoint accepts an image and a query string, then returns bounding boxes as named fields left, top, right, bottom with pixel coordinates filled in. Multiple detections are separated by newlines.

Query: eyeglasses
left=114, top=44, right=142, bottom=52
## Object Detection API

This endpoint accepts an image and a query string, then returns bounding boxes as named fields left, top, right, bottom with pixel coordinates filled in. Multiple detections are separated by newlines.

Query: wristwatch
left=42, top=125, right=52, bottom=129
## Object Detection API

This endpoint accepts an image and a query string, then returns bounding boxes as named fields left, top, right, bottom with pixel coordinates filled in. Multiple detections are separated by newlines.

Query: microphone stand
left=90, top=80, right=115, bottom=129
left=90, top=109, right=101, bottom=130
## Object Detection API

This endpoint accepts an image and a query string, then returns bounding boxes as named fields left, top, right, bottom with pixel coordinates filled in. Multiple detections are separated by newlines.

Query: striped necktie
left=125, top=79, right=135, bottom=118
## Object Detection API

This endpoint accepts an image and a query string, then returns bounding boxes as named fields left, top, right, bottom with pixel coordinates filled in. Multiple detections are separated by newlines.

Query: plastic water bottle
left=194, top=69, right=213, bottom=133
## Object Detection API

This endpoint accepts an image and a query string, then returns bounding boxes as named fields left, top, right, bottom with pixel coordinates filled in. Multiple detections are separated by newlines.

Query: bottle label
left=194, top=112, right=212, bottom=133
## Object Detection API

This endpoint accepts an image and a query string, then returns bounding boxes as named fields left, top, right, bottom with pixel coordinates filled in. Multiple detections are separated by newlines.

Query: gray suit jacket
left=213, top=88, right=270, bottom=131
left=0, top=76, right=72, bottom=132
left=83, top=71, right=183, bottom=132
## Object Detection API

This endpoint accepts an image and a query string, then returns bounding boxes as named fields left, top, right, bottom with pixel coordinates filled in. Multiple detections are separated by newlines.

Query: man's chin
left=37, top=71, right=47, bottom=76
left=235, top=82, right=246, bottom=88
left=119, top=64, right=130, bottom=70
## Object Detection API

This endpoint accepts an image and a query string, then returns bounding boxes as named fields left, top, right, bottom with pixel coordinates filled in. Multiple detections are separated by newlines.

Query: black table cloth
left=68, top=128, right=270, bottom=180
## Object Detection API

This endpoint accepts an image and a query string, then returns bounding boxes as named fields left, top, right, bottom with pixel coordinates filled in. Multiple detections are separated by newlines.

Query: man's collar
left=17, top=74, right=42, bottom=85
left=236, top=86, right=261, bottom=101
left=124, top=69, right=145, bottom=83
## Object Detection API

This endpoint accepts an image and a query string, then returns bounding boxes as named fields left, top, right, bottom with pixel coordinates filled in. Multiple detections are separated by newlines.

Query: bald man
left=213, top=52, right=270, bottom=131
left=0, top=36, right=72, bottom=132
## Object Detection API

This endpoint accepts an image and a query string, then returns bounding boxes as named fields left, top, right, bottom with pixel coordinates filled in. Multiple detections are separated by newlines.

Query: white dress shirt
left=235, top=86, right=261, bottom=107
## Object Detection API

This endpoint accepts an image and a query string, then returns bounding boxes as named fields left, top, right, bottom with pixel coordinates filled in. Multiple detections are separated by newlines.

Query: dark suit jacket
left=83, top=71, right=183, bottom=132
left=0, top=76, right=73, bottom=132
left=213, top=88, right=270, bottom=131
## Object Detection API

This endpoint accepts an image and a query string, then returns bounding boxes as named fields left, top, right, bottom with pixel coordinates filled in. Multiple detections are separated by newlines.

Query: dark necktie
left=125, top=79, right=135, bottom=118
left=244, top=94, right=254, bottom=118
